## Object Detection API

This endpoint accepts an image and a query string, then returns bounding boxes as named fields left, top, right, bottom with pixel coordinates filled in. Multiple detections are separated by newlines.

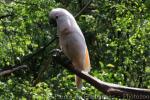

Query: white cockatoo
left=49, top=8, right=91, bottom=88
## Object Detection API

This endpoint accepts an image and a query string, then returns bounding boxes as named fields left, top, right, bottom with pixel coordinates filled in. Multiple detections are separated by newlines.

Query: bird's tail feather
left=75, top=75, right=82, bottom=89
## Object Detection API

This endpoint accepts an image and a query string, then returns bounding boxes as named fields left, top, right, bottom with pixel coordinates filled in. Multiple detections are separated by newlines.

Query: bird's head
left=49, top=8, right=75, bottom=27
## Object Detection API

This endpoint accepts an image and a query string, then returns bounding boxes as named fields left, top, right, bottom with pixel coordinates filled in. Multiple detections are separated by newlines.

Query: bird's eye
left=56, top=16, right=58, bottom=19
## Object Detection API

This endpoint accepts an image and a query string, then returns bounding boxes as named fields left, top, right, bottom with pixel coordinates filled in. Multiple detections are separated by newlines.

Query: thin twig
left=75, top=0, right=92, bottom=18
left=21, top=36, right=57, bottom=63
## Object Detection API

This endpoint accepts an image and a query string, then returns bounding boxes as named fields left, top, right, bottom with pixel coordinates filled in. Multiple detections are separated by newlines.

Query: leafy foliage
left=0, top=0, right=150, bottom=99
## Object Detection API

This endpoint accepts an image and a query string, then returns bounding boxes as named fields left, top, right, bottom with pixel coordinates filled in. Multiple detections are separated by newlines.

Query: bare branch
left=54, top=53, right=150, bottom=99
left=0, top=65, right=27, bottom=76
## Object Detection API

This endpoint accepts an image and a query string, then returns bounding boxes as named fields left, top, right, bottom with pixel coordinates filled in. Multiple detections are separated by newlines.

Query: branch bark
left=54, top=54, right=150, bottom=99
left=0, top=65, right=27, bottom=76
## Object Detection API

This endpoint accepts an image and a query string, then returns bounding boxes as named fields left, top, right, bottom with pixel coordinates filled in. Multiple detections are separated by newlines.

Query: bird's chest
left=59, top=33, right=74, bottom=52
left=59, top=32, right=85, bottom=60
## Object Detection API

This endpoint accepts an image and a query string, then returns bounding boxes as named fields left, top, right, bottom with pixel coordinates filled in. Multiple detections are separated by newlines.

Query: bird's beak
left=48, top=17, right=57, bottom=27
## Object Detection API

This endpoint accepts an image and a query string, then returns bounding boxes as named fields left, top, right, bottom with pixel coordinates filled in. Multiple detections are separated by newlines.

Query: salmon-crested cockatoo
left=49, top=8, right=91, bottom=89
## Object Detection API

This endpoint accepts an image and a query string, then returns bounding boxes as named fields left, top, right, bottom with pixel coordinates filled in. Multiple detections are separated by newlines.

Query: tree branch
left=21, top=36, right=57, bottom=63
left=75, top=0, right=92, bottom=18
left=53, top=53, right=150, bottom=99
left=0, top=65, right=27, bottom=76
